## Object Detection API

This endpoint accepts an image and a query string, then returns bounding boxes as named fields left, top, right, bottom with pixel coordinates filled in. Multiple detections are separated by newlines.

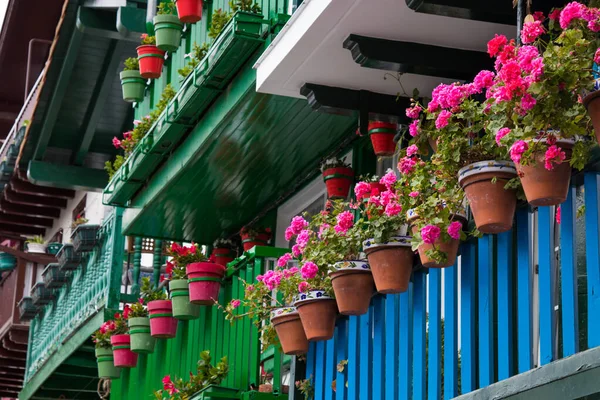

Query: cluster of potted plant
left=25, top=235, right=46, bottom=254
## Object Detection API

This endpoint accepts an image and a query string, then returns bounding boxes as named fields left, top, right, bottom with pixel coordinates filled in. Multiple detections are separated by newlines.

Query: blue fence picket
left=413, top=271, right=427, bottom=400
left=443, top=265, right=458, bottom=399
left=324, top=326, right=337, bottom=400
left=584, top=172, right=600, bottom=348
left=335, top=318, right=348, bottom=400
left=359, top=307, right=372, bottom=399
left=347, top=316, right=359, bottom=399
left=399, top=285, right=413, bottom=400
left=385, top=294, right=398, bottom=400
left=460, top=241, right=477, bottom=393
left=560, top=185, right=579, bottom=356
left=307, top=341, right=316, bottom=389
left=538, top=206, right=556, bottom=365
left=497, top=229, right=514, bottom=380
left=428, top=269, right=442, bottom=400
left=516, top=208, right=533, bottom=373
left=315, top=341, right=326, bottom=400
left=372, top=296, right=385, bottom=399
left=478, top=235, right=494, bottom=387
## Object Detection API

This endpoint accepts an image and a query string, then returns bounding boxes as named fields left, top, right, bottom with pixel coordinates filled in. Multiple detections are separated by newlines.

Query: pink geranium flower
left=334, top=211, right=354, bottom=234
left=379, top=170, right=397, bottom=188
left=559, top=2, right=587, bottom=29
left=520, top=20, right=545, bottom=44
left=112, top=137, right=122, bottom=149
left=510, top=140, right=529, bottom=164
left=406, top=105, right=422, bottom=119
left=298, top=281, right=310, bottom=293
left=384, top=202, right=402, bottom=217
left=300, top=262, right=318, bottom=279
left=398, top=157, right=417, bottom=175
left=409, top=119, right=420, bottom=137
left=556, top=206, right=561, bottom=224
left=230, top=299, right=241, bottom=309
left=487, top=34, right=508, bottom=57
left=406, top=144, right=418, bottom=157
left=277, top=253, right=293, bottom=267
left=447, top=221, right=462, bottom=240
left=409, top=191, right=419, bottom=198
left=435, top=110, right=452, bottom=129
left=544, top=144, right=566, bottom=170
left=421, top=225, right=441, bottom=245
left=354, top=181, right=371, bottom=198
left=495, top=128, right=511, bottom=146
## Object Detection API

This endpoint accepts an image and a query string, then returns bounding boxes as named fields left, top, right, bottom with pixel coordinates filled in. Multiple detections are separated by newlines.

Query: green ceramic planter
left=95, top=347, right=121, bottom=379
left=120, top=70, right=146, bottom=103
left=235, top=11, right=263, bottom=36
left=0, top=252, right=16, bottom=272
left=128, top=317, right=156, bottom=354
left=190, top=385, right=240, bottom=400
left=170, top=279, right=200, bottom=320
left=153, top=14, right=183, bottom=52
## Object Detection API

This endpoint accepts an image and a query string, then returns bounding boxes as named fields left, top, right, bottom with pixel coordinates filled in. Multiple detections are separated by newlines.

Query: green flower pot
left=119, top=70, right=145, bottom=103
left=95, top=347, right=121, bottom=379
left=190, top=385, right=240, bottom=400
left=170, top=279, right=200, bottom=320
left=128, top=317, right=156, bottom=354
left=154, top=14, right=183, bottom=52
left=235, top=11, right=264, bottom=37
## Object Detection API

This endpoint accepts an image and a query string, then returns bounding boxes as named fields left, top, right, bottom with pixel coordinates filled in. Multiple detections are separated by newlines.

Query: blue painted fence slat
left=444, top=264, right=458, bottom=400
left=399, top=285, right=413, bottom=400
left=428, top=269, right=442, bottom=400
left=359, top=308, right=372, bottom=400
left=372, top=296, right=385, bottom=400
left=385, top=294, right=398, bottom=400
left=478, top=235, right=494, bottom=387
left=561, top=186, right=579, bottom=356
left=307, top=341, right=316, bottom=388
left=497, top=229, right=514, bottom=380
left=460, top=241, right=477, bottom=393
left=413, top=272, right=427, bottom=400
left=324, top=326, right=336, bottom=400
left=335, top=318, right=347, bottom=400
left=347, top=316, right=359, bottom=399
left=584, top=172, right=600, bottom=348
left=516, top=208, right=533, bottom=373
left=538, top=206, right=556, bottom=365
left=315, top=341, right=326, bottom=400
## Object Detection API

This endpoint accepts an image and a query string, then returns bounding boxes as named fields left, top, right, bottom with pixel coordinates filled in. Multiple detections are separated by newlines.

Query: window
left=72, top=195, right=87, bottom=221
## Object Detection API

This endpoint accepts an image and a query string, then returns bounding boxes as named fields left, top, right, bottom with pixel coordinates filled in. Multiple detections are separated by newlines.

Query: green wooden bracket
left=28, top=161, right=109, bottom=191
left=117, top=5, right=147, bottom=40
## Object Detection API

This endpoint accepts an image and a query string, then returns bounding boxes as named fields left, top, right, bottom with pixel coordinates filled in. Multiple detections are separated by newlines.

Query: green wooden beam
left=19, top=311, right=104, bottom=400
left=28, top=161, right=108, bottom=192
left=72, top=39, right=125, bottom=165
left=40, top=377, right=98, bottom=391
left=11, top=176, right=75, bottom=198
left=33, top=28, right=83, bottom=161
left=455, top=346, right=600, bottom=400
left=76, top=6, right=140, bottom=43
left=116, top=6, right=147, bottom=40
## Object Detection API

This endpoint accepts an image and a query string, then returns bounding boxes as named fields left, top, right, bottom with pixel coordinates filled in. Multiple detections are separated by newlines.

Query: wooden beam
left=28, top=161, right=108, bottom=192
left=4, top=187, right=66, bottom=208
left=7, top=331, right=27, bottom=345
left=0, top=359, right=25, bottom=369
left=0, top=212, right=53, bottom=228
left=0, top=245, right=55, bottom=265
left=0, top=347, right=26, bottom=360
left=73, top=40, right=124, bottom=165
left=33, top=28, right=84, bottom=161
left=0, top=223, right=44, bottom=237
left=0, top=199, right=60, bottom=219
left=1, top=338, right=25, bottom=353
left=11, top=177, right=75, bottom=199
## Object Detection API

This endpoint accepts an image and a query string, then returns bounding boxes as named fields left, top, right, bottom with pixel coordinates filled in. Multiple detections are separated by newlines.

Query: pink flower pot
left=147, top=300, right=178, bottom=338
left=186, top=262, right=226, bottom=305
left=111, top=334, right=138, bottom=368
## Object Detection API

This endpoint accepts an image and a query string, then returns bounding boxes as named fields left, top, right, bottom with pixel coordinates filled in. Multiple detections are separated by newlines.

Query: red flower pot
left=147, top=300, right=178, bottom=338
left=212, top=247, right=235, bottom=267
left=176, top=0, right=203, bottom=23
left=111, top=334, right=138, bottom=368
left=322, top=167, right=354, bottom=199
left=136, top=45, right=166, bottom=79
left=240, top=233, right=271, bottom=251
left=368, top=121, right=397, bottom=157
left=186, top=262, right=226, bottom=305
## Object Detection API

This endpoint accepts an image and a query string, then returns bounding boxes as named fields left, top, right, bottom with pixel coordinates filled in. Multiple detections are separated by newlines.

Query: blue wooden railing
left=306, top=172, right=600, bottom=399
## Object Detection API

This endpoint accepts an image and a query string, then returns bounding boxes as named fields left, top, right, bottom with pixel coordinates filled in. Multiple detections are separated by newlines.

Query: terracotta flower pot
left=128, top=316, right=156, bottom=354
left=176, top=0, right=203, bottom=23
left=270, top=307, right=309, bottom=355
left=212, top=247, right=235, bottom=267
left=169, top=279, right=200, bottom=320
left=329, top=261, right=374, bottom=315
left=240, top=233, right=271, bottom=252
left=186, top=262, right=226, bottom=305
left=517, top=139, right=572, bottom=206
left=147, top=300, right=178, bottom=338
left=136, top=45, right=166, bottom=79
left=411, top=226, right=459, bottom=268
left=111, top=334, right=138, bottom=368
left=368, top=121, right=397, bottom=157
left=458, top=160, right=517, bottom=234
left=322, top=167, right=354, bottom=199
left=294, top=290, right=338, bottom=342
left=363, top=236, right=414, bottom=294
left=95, top=347, right=121, bottom=379
left=583, top=89, right=600, bottom=144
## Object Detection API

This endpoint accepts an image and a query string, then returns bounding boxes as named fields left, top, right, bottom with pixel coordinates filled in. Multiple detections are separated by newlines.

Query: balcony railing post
left=107, top=208, right=125, bottom=310
left=131, top=237, right=143, bottom=295
left=153, top=240, right=163, bottom=287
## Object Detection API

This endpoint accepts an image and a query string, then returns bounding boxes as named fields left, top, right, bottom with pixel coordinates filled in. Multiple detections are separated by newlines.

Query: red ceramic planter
left=111, top=334, right=138, bottom=368
left=322, top=167, right=354, bottom=199
left=240, top=233, right=271, bottom=251
left=186, top=262, right=226, bottom=305
left=176, top=0, right=203, bottom=23
left=147, top=300, right=178, bottom=338
left=368, top=121, right=397, bottom=157
left=136, top=45, right=166, bottom=79
left=212, top=247, right=235, bottom=267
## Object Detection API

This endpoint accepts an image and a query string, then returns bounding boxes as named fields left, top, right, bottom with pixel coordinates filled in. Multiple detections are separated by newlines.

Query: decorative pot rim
left=331, top=260, right=370, bottom=272
left=458, top=160, right=516, bottom=184
left=270, top=306, right=298, bottom=321
left=363, top=236, right=412, bottom=251
left=293, top=290, right=333, bottom=306
left=153, top=14, right=185, bottom=25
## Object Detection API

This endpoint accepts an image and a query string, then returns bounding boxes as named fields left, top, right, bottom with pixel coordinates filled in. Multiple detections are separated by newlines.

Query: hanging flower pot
left=95, top=347, right=121, bottom=379
left=111, top=334, right=138, bottom=368
left=583, top=78, right=600, bottom=143
left=137, top=45, right=166, bottom=79
left=270, top=307, right=309, bottom=355
left=458, top=160, right=517, bottom=234
left=169, top=279, right=200, bottom=320
left=328, top=261, right=374, bottom=316
left=294, top=290, right=337, bottom=341
left=26, top=243, right=46, bottom=254
left=322, top=167, right=354, bottom=199
left=240, top=232, right=271, bottom=251
left=411, top=225, right=460, bottom=268
left=368, top=121, right=397, bottom=157
left=147, top=300, right=178, bottom=338
left=212, top=247, right=235, bottom=267
left=153, top=14, right=184, bottom=52
left=516, top=139, right=573, bottom=207
left=120, top=70, right=146, bottom=103
left=128, top=317, right=156, bottom=354
left=357, top=182, right=386, bottom=203
left=186, top=262, right=226, bottom=305
left=175, top=0, right=203, bottom=23
left=363, top=236, right=414, bottom=294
